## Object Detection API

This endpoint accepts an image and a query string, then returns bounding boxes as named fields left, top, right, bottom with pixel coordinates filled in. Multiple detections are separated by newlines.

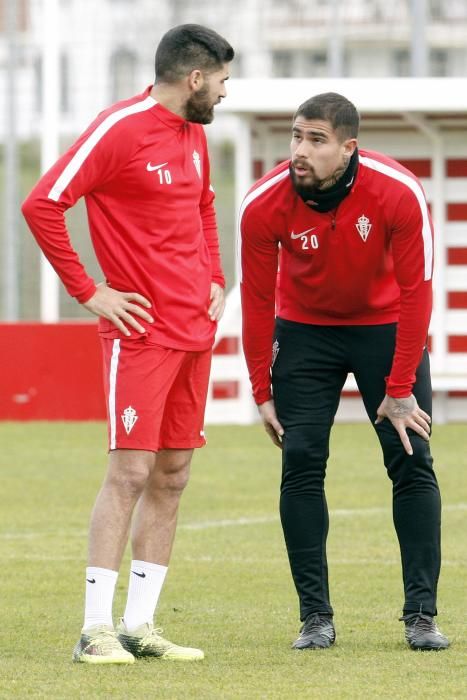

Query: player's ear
left=343, top=138, right=358, bottom=157
left=188, top=69, right=204, bottom=93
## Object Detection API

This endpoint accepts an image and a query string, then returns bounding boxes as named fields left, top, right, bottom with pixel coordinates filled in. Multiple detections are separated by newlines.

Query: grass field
left=0, top=422, right=465, bottom=699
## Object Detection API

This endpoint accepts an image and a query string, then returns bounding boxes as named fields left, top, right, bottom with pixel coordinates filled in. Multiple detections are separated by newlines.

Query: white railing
left=205, top=284, right=467, bottom=425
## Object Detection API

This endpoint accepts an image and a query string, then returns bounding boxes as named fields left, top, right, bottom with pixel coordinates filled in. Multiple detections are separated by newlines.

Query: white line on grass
left=1, top=503, right=465, bottom=539
left=179, top=555, right=464, bottom=567
left=180, top=515, right=277, bottom=530
left=178, top=502, right=467, bottom=531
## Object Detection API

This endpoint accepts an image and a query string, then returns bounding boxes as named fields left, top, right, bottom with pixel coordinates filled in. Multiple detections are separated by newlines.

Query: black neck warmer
left=292, top=148, right=359, bottom=213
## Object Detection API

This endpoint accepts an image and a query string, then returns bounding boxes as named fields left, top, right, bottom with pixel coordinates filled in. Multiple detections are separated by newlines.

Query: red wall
left=0, top=323, right=106, bottom=420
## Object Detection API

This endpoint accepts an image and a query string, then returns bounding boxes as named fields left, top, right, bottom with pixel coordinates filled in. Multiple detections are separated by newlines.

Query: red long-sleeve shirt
left=240, top=149, right=434, bottom=404
left=22, top=86, right=224, bottom=351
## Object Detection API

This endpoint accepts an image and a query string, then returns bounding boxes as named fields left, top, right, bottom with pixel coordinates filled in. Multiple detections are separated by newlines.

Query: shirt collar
left=143, top=85, right=187, bottom=130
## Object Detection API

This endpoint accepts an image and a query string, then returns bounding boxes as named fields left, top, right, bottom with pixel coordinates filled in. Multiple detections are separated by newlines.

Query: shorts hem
left=159, top=438, right=207, bottom=450
left=109, top=439, right=206, bottom=452
left=108, top=445, right=158, bottom=453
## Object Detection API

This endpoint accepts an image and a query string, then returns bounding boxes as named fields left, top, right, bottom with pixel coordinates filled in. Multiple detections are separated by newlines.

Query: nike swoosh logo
left=132, top=570, right=146, bottom=578
left=86, top=578, right=96, bottom=584
left=146, top=161, right=168, bottom=172
left=290, top=227, right=317, bottom=239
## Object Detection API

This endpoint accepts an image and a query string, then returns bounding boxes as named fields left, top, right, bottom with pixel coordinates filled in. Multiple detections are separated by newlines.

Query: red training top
left=239, top=149, right=433, bottom=404
left=22, top=86, right=224, bottom=351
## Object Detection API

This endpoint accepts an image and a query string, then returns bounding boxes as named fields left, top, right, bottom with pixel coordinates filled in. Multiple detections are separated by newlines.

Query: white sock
left=83, top=566, right=118, bottom=630
left=123, top=560, right=168, bottom=632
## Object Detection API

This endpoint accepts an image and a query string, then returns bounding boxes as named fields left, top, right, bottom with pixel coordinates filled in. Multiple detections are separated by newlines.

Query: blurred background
left=1, top=0, right=467, bottom=423
left=2, top=0, right=467, bottom=317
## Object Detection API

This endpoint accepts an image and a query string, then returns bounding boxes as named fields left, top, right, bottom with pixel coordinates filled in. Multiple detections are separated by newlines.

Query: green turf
left=0, top=422, right=465, bottom=699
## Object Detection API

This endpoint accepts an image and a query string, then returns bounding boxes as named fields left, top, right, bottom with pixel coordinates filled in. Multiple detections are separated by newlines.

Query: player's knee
left=106, top=451, right=154, bottom=497
left=385, top=436, right=435, bottom=488
left=107, top=464, right=150, bottom=498
left=283, top=434, right=328, bottom=473
left=281, top=436, right=328, bottom=496
left=156, top=451, right=192, bottom=493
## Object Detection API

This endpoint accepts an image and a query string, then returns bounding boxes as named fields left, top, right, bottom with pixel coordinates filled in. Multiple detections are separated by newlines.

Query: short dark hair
left=294, top=92, right=360, bottom=140
left=155, top=24, right=234, bottom=83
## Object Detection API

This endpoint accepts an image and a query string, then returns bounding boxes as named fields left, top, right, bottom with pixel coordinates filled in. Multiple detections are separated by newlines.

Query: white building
left=2, top=0, right=467, bottom=139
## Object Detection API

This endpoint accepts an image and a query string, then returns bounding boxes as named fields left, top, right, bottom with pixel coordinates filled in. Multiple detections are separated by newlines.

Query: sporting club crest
left=122, top=406, right=138, bottom=435
left=355, top=214, right=372, bottom=242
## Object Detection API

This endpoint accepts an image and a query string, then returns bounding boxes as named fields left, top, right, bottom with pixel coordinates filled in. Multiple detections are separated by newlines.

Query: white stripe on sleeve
left=48, top=96, right=157, bottom=202
left=359, top=155, right=433, bottom=281
left=237, top=167, right=289, bottom=283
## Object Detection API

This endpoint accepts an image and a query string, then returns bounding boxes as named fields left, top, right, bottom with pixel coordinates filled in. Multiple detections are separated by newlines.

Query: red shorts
left=101, top=337, right=212, bottom=452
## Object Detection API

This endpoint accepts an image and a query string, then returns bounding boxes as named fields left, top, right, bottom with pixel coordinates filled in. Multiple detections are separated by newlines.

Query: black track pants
left=271, top=318, right=441, bottom=621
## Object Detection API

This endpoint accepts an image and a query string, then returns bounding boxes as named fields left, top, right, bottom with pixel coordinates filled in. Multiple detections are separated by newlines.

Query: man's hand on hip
left=375, top=394, right=431, bottom=456
left=258, top=399, right=284, bottom=449
left=82, top=282, right=153, bottom=336
left=208, top=282, right=225, bottom=321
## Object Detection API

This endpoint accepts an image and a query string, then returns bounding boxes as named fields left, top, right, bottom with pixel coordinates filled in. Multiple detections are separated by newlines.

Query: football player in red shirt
left=240, top=92, right=449, bottom=652
left=23, top=24, right=234, bottom=664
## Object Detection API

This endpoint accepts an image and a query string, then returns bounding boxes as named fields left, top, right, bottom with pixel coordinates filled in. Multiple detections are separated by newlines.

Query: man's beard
left=290, top=160, right=348, bottom=201
left=290, top=150, right=358, bottom=212
left=290, top=169, right=319, bottom=201
left=185, top=86, right=215, bottom=124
